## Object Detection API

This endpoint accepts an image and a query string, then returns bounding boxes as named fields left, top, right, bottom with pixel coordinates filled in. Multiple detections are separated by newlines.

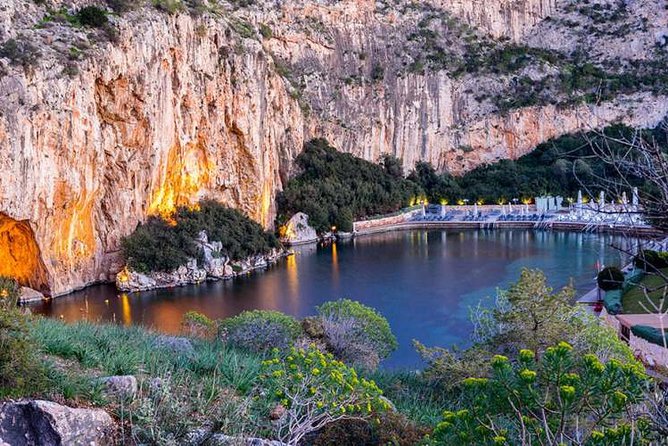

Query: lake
left=32, top=229, right=637, bottom=368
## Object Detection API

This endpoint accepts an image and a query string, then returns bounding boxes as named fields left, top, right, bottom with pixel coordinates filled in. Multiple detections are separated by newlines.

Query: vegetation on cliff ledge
left=276, top=138, right=421, bottom=233
left=121, top=200, right=279, bottom=273
left=279, top=125, right=666, bottom=231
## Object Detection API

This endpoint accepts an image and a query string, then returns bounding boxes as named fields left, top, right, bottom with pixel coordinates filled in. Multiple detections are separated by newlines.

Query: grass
left=30, top=318, right=271, bottom=442
left=622, top=268, right=668, bottom=314
left=7, top=317, right=445, bottom=443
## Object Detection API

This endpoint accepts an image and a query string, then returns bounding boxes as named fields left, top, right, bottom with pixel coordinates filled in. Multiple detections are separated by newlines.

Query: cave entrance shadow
left=0, top=213, right=51, bottom=296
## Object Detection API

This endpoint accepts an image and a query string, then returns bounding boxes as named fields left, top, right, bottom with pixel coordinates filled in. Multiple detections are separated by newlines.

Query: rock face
left=281, top=213, right=319, bottom=245
left=0, top=0, right=666, bottom=295
left=0, top=400, right=114, bottom=446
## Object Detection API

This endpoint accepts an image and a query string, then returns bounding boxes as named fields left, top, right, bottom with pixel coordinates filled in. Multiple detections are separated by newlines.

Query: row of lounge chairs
left=497, top=214, right=545, bottom=222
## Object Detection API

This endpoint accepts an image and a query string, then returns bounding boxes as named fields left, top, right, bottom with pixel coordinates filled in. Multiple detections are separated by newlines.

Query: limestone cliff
left=0, top=0, right=666, bottom=295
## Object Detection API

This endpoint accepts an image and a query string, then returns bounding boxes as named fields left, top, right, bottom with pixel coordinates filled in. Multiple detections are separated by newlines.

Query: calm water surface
left=32, top=230, right=636, bottom=368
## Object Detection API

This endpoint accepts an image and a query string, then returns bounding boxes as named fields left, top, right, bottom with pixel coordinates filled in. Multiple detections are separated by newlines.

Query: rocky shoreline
left=116, top=231, right=290, bottom=293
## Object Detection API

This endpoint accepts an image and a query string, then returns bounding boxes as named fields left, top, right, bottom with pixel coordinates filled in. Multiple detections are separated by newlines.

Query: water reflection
left=33, top=230, right=637, bottom=368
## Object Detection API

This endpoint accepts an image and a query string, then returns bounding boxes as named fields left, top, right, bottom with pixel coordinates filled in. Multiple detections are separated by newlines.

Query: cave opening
left=0, top=213, right=51, bottom=296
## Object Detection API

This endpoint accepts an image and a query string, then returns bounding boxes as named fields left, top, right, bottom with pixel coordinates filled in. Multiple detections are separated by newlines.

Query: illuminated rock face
left=0, top=0, right=666, bottom=295
left=0, top=214, right=51, bottom=295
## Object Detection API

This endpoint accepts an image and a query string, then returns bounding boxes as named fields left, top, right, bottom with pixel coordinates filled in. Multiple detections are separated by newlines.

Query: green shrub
left=121, top=200, right=280, bottom=272
left=431, top=343, right=648, bottom=445
left=277, top=139, right=421, bottom=233
left=631, top=325, right=668, bottom=347
left=634, top=250, right=668, bottom=271
left=261, top=345, right=390, bottom=445
left=76, top=5, right=108, bottom=28
left=105, top=0, right=136, bottom=13
left=597, top=266, right=625, bottom=291
left=219, top=310, right=302, bottom=353
left=259, top=23, right=273, bottom=39
left=0, top=277, right=44, bottom=395
left=153, top=0, right=184, bottom=14
left=317, top=299, right=398, bottom=369
left=181, top=310, right=214, bottom=338
left=0, top=38, right=40, bottom=69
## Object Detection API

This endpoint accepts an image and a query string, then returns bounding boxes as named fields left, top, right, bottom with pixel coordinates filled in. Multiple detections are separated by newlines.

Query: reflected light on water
left=31, top=230, right=638, bottom=368
left=120, top=293, right=131, bottom=326
left=286, top=252, right=299, bottom=306
left=331, top=242, right=339, bottom=285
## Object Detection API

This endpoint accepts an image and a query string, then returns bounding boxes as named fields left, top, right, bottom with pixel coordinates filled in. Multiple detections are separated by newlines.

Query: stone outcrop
left=99, top=375, right=138, bottom=400
left=281, top=213, right=319, bottom=245
left=116, top=243, right=286, bottom=293
left=0, top=400, right=114, bottom=446
left=0, top=0, right=666, bottom=295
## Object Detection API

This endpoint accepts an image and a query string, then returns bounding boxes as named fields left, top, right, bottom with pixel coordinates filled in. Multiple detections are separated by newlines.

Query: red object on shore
left=593, top=301, right=603, bottom=312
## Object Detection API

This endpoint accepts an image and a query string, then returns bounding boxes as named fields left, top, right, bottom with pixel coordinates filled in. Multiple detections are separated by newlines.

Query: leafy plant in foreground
left=261, top=345, right=390, bottom=446
left=430, top=342, right=649, bottom=445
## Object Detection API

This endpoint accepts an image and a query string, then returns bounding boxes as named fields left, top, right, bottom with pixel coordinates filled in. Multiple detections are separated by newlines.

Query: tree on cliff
left=277, top=139, right=421, bottom=233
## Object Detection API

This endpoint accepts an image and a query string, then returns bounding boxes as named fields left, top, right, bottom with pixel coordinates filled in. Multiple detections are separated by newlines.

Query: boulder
left=18, top=287, right=45, bottom=303
left=184, top=428, right=285, bottom=446
left=281, top=213, right=318, bottom=245
left=116, top=267, right=157, bottom=292
left=0, top=400, right=114, bottom=445
left=99, top=375, right=137, bottom=399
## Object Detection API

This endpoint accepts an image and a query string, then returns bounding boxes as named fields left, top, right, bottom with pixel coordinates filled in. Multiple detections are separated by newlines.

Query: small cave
left=0, top=213, right=51, bottom=296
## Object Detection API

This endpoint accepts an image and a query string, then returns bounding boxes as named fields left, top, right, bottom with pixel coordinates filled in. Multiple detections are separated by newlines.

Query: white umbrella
left=577, top=190, right=583, bottom=205
left=508, top=202, right=513, bottom=213
left=473, top=202, right=478, bottom=217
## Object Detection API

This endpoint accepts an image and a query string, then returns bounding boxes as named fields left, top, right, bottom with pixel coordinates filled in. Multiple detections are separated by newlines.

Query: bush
left=0, top=38, right=40, bottom=69
left=121, top=200, right=280, bottom=273
left=105, top=0, right=135, bottom=13
left=0, top=277, right=43, bottom=395
left=259, top=23, right=273, bottom=39
left=634, top=250, right=668, bottom=271
left=153, top=0, right=184, bottom=14
left=277, top=139, right=421, bottom=233
left=597, top=266, right=625, bottom=291
left=76, top=6, right=108, bottom=28
left=219, top=310, right=301, bottom=353
left=317, top=299, right=398, bottom=370
left=431, top=343, right=648, bottom=445
left=261, top=345, right=390, bottom=445
left=181, top=311, right=214, bottom=338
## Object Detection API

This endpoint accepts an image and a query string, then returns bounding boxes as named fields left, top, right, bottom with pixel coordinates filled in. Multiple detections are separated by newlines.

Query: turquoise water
left=33, top=230, right=636, bottom=368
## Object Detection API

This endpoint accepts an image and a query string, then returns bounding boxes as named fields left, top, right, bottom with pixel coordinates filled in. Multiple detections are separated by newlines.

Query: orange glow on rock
left=148, top=141, right=214, bottom=218
left=0, top=213, right=51, bottom=294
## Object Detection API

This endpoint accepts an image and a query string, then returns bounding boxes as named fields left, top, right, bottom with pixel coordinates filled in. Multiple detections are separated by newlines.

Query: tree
left=261, top=345, right=390, bottom=446
left=431, top=342, right=649, bottom=445
left=419, top=269, right=636, bottom=391
left=472, top=268, right=576, bottom=356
